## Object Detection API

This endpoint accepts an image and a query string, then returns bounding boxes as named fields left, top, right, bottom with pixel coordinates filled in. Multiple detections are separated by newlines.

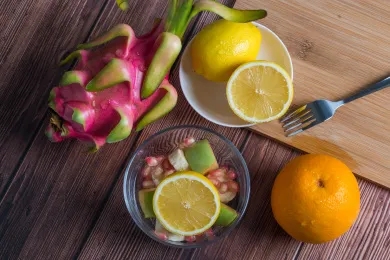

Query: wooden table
left=0, top=0, right=389, bottom=259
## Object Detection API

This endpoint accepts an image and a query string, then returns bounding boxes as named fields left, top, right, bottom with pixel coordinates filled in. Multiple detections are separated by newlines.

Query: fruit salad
left=138, top=137, right=239, bottom=243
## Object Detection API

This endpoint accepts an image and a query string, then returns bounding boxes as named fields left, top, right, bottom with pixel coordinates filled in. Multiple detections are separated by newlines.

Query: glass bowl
left=123, top=125, right=250, bottom=248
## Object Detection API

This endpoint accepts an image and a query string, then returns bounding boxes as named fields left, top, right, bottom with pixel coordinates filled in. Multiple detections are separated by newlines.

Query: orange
left=271, top=154, right=360, bottom=244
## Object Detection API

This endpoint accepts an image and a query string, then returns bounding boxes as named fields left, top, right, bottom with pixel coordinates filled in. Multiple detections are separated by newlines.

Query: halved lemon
left=226, top=61, right=293, bottom=123
left=152, top=171, right=221, bottom=236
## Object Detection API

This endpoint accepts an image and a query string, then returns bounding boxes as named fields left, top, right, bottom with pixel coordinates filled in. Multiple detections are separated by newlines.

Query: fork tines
left=280, top=105, right=317, bottom=137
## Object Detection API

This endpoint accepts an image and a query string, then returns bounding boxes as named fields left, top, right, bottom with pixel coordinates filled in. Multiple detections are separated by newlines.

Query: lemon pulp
left=226, top=61, right=293, bottom=123
left=152, top=171, right=221, bottom=236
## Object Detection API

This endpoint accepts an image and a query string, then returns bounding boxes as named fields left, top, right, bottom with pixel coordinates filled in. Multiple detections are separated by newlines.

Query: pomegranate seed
left=208, top=169, right=225, bottom=178
left=143, top=174, right=152, bottom=181
left=227, top=170, right=237, bottom=180
left=152, top=166, right=164, bottom=177
left=145, top=156, right=159, bottom=166
left=205, top=229, right=214, bottom=237
left=228, top=181, right=239, bottom=192
left=142, top=180, right=155, bottom=189
left=156, top=155, right=165, bottom=163
left=219, top=183, right=228, bottom=193
left=219, top=166, right=229, bottom=173
left=185, top=236, right=196, bottom=242
left=152, top=178, right=161, bottom=186
left=183, top=137, right=195, bottom=146
left=164, top=169, right=175, bottom=177
left=155, top=231, right=168, bottom=240
left=208, top=177, right=220, bottom=188
left=142, top=166, right=152, bottom=178
left=162, top=159, right=174, bottom=171
left=179, top=137, right=195, bottom=149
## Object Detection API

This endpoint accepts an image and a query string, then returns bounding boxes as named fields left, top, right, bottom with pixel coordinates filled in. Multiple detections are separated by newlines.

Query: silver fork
left=281, top=75, right=390, bottom=137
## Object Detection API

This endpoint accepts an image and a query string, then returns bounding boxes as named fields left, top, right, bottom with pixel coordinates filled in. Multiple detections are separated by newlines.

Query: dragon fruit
left=46, top=0, right=267, bottom=151
left=46, top=21, right=178, bottom=151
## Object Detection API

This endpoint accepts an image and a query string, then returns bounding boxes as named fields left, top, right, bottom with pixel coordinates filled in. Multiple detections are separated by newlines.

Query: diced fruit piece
left=206, top=167, right=239, bottom=202
left=209, top=178, right=221, bottom=188
left=153, top=171, right=221, bottom=236
left=168, top=149, right=189, bottom=171
left=162, top=158, right=174, bottom=171
left=142, top=166, right=152, bottom=178
left=204, top=228, right=215, bottom=238
left=155, top=219, right=185, bottom=242
left=219, top=183, right=228, bottom=193
left=219, top=190, right=236, bottom=203
left=185, top=236, right=197, bottom=242
left=227, top=180, right=239, bottom=192
left=142, top=180, right=155, bottom=189
left=138, top=188, right=156, bottom=218
left=154, top=231, right=168, bottom=241
left=146, top=156, right=159, bottom=166
left=227, top=170, right=237, bottom=180
left=183, top=139, right=219, bottom=174
left=164, top=169, right=175, bottom=178
left=215, top=203, right=238, bottom=226
left=164, top=232, right=179, bottom=242
left=151, top=165, right=164, bottom=186
left=208, top=168, right=228, bottom=182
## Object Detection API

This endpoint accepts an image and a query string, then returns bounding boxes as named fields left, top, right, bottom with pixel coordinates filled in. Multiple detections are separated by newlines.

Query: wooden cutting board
left=234, top=0, right=390, bottom=188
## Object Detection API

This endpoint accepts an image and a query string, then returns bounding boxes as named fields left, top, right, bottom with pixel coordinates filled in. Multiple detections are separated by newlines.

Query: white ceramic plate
left=179, top=21, right=293, bottom=127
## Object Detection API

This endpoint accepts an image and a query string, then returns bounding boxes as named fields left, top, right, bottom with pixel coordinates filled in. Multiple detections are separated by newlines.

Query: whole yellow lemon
left=190, top=19, right=262, bottom=82
left=271, top=154, right=361, bottom=244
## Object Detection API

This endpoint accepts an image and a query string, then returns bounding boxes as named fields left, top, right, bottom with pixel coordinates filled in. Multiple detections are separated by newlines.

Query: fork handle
left=342, top=75, right=390, bottom=104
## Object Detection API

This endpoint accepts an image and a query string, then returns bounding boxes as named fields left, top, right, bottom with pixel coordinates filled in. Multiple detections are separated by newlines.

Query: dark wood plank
left=0, top=130, right=138, bottom=259
left=296, top=179, right=390, bottom=260
left=0, top=0, right=110, bottom=195
left=190, top=133, right=303, bottom=260
left=0, top=0, right=178, bottom=259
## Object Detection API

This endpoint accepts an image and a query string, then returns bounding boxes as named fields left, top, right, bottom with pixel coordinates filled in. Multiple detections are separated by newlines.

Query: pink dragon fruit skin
left=46, top=21, right=178, bottom=151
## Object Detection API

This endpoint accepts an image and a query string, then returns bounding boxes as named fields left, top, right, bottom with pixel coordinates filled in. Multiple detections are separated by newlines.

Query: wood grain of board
left=234, top=0, right=390, bottom=188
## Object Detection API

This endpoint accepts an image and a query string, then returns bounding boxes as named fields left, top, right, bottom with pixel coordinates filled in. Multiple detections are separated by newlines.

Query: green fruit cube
left=183, top=139, right=219, bottom=174
left=138, top=188, right=156, bottom=218
left=215, top=203, right=238, bottom=226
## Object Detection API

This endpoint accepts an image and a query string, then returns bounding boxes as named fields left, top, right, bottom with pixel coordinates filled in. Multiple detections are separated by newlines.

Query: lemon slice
left=226, top=61, right=293, bottom=123
left=152, top=171, right=221, bottom=236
